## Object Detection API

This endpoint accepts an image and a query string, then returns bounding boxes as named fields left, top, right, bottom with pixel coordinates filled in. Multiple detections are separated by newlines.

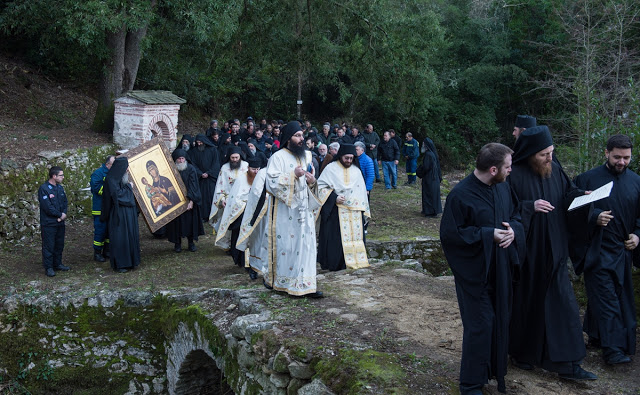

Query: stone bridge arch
left=166, top=322, right=233, bottom=395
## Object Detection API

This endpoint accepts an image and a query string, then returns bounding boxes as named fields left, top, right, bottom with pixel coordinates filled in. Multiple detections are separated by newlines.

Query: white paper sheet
left=568, top=181, right=613, bottom=211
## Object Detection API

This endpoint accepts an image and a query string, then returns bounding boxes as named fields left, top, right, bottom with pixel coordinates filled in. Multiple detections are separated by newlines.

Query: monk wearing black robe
left=440, top=143, right=525, bottom=395
left=166, top=149, right=205, bottom=252
left=189, top=134, right=220, bottom=222
left=507, top=126, right=596, bottom=380
left=420, top=137, right=442, bottom=217
left=572, top=134, right=640, bottom=365
left=100, top=157, right=140, bottom=273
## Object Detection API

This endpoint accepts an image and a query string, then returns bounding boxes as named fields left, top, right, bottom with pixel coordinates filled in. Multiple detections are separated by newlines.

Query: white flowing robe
left=264, top=149, right=321, bottom=295
left=209, top=161, right=248, bottom=234
left=215, top=171, right=252, bottom=250
left=237, top=168, right=269, bottom=275
left=316, top=161, right=371, bottom=269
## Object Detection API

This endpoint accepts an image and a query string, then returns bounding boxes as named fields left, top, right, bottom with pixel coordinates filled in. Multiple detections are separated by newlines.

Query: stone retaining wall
left=0, top=285, right=334, bottom=394
left=0, top=145, right=114, bottom=244
left=366, top=238, right=448, bottom=276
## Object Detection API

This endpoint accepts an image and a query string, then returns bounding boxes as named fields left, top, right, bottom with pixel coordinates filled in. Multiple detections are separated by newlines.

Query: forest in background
left=1, top=0, right=639, bottom=172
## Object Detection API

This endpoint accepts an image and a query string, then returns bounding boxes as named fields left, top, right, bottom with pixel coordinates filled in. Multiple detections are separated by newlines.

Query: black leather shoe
left=94, top=252, right=106, bottom=262
left=605, top=352, right=631, bottom=365
left=247, top=269, right=258, bottom=280
left=511, top=358, right=534, bottom=370
left=54, top=264, right=70, bottom=271
left=174, top=243, right=182, bottom=253
left=304, top=291, right=324, bottom=299
left=559, top=365, right=597, bottom=381
left=116, top=268, right=129, bottom=273
left=263, top=280, right=273, bottom=290
left=188, top=243, right=197, bottom=252
left=45, top=268, right=55, bottom=277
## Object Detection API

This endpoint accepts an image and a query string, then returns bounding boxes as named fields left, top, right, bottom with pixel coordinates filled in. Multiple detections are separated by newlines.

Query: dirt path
left=322, top=261, right=640, bottom=394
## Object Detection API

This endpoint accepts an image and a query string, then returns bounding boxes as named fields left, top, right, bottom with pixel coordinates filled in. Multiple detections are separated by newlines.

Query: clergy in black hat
left=512, top=126, right=553, bottom=165
left=279, top=121, right=302, bottom=149
left=316, top=142, right=370, bottom=272
left=166, top=148, right=205, bottom=252
left=513, top=115, right=537, bottom=140
left=100, top=157, right=140, bottom=273
left=506, top=125, right=594, bottom=381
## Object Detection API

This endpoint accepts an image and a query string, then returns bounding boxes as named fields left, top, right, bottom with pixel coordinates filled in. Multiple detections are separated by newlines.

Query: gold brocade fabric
left=338, top=208, right=369, bottom=269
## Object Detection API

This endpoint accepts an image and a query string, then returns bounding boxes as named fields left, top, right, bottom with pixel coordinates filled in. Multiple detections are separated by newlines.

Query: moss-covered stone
left=272, top=348, right=291, bottom=373
left=283, top=336, right=316, bottom=363
left=251, top=329, right=282, bottom=363
left=315, top=349, right=407, bottom=394
left=0, top=295, right=234, bottom=393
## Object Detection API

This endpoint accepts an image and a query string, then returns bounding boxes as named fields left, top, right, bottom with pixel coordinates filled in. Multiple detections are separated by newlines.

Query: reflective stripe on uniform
left=92, top=210, right=101, bottom=215
left=93, top=240, right=104, bottom=247
left=98, top=185, right=103, bottom=196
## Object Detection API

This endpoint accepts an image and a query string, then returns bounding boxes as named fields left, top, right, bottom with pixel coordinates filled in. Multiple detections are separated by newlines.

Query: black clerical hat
left=172, top=148, right=188, bottom=162
left=247, top=157, right=262, bottom=168
left=515, top=115, right=537, bottom=129
left=195, top=134, right=214, bottom=147
left=337, top=144, right=357, bottom=158
left=280, top=121, right=302, bottom=148
left=513, top=125, right=553, bottom=163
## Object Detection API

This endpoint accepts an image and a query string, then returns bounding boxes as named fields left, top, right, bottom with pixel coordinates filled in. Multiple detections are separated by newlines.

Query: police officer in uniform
left=90, top=155, right=115, bottom=262
left=38, top=166, right=70, bottom=277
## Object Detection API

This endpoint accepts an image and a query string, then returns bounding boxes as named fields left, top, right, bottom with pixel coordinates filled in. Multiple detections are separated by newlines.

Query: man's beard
left=528, top=156, right=552, bottom=178
left=491, top=169, right=508, bottom=184
left=247, top=171, right=257, bottom=185
left=250, top=148, right=256, bottom=155
left=183, top=143, right=190, bottom=151
left=608, top=158, right=628, bottom=174
left=288, top=140, right=306, bottom=158
left=176, top=161, right=188, bottom=172
left=197, top=144, right=205, bottom=152
left=122, top=173, right=129, bottom=185
left=339, top=158, right=352, bottom=168
left=229, top=160, right=241, bottom=170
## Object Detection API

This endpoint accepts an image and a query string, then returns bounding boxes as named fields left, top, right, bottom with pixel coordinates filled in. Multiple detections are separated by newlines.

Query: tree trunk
left=92, top=26, right=148, bottom=133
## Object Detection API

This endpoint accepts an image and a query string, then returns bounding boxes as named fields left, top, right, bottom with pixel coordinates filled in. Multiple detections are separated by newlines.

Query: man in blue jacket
left=38, top=166, right=70, bottom=277
left=403, top=132, right=420, bottom=185
left=90, top=155, right=115, bottom=262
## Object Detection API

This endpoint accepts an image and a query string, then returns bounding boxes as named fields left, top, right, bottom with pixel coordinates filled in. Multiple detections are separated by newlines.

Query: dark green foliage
left=3, top=0, right=639, bottom=169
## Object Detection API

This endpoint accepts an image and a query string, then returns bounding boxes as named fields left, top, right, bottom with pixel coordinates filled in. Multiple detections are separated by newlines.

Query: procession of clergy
left=90, top=116, right=637, bottom=394
left=198, top=121, right=370, bottom=299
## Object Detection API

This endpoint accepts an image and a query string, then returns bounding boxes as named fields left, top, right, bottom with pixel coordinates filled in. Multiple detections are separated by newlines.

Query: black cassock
left=572, top=164, right=640, bottom=357
left=189, top=145, right=220, bottom=221
left=420, top=149, right=442, bottom=216
left=166, top=163, right=205, bottom=243
left=440, top=173, right=524, bottom=393
left=102, top=184, right=140, bottom=270
left=317, top=191, right=354, bottom=271
left=507, top=162, right=585, bottom=372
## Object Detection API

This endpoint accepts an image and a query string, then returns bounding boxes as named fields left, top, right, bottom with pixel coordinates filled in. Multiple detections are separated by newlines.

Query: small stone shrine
left=113, top=90, right=186, bottom=150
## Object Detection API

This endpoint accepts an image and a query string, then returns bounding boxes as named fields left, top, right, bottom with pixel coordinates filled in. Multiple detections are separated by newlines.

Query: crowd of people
left=441, top=115, right=639, bottom=395
left=37, top=114, right=637, bottom=393
left=42, top=118, right=441, bottom=291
